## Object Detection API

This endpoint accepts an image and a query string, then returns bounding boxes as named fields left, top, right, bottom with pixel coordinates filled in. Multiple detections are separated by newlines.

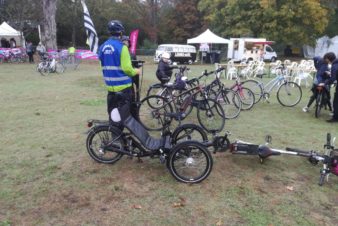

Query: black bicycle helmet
left=107, top=20, right=125, bottom=35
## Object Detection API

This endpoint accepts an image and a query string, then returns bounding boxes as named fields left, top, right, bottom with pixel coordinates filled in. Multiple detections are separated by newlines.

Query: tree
left=163, top=0, right=205, bottom=43
left=0, top=0, right=42, bottom=44
left=199, top=0, right=330, bottom=45
left=42, top=0, right=58, bottom=49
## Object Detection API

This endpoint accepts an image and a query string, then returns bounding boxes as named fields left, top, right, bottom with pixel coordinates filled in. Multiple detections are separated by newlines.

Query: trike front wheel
left=167, top=141, right=213, bottom=183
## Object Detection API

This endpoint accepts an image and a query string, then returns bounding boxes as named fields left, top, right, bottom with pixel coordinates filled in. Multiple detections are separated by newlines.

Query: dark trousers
left=333, top=86, right=338, bottom=119
left=27, top=52, right=34, bottom=63
left=107, top=87, right=138, bottom=122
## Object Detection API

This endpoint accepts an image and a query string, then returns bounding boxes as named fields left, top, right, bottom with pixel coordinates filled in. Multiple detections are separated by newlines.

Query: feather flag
left=129, top=29, right=139, bottom=55
left=81, top=0, right=98, bottom=53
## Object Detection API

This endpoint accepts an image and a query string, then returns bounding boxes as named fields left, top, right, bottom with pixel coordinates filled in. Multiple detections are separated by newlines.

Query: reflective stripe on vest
left=102, top=66, right=121, bottom=70
left=106, top=83, right=132, bottom=92
left=104, top=76, right=130, bottom=82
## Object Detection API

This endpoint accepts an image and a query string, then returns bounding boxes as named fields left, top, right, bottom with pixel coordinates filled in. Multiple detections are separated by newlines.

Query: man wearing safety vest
left=98, top=20, right=140, bottom=122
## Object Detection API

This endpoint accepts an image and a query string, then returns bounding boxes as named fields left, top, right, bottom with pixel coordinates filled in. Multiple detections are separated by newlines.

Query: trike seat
left=119, top=103, right=171, bottom=151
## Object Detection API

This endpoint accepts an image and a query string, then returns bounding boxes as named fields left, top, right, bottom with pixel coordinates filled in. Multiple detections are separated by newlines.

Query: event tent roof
left=187, top=29, right=230, bottom=44
left=0, top=22, right=21, bottom=36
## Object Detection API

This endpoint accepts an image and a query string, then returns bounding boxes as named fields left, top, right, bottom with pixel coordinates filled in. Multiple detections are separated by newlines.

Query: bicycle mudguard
left=119, top=104, right=170, bottom=151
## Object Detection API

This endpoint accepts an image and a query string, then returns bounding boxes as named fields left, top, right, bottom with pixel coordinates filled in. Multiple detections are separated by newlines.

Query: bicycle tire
left=277, top=82, right=302, bottom=107
left=171, top=123, right=208, bottom=145
left=167, top=140, right=213, bottom=183
left=55, top=62, right=65, bottom=73
left=241, top=79, right=263, bottom=104
left=138, top=95, right=173, bottom=131
left=86, top=125, right=124, bottom=164
left=216, top=89, right=241, bottom=119
left=237, top=87, right=255, bottom=110
left=318, top=173, right=325, bottom=186
left=37, top=62, right=49, bottom=76
left=197, top=98, right=225, bottom=133
left=315, top=92, right=323, bottom=118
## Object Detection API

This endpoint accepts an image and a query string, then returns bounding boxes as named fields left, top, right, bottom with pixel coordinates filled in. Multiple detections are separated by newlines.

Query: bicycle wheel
left=73, top=58, right=81, bottom=70
left=197, top=98, right=225, bottom=133
left=37, top=62, right=49, bottom=76
left=86, top=125, right=124, bottom=164
left=277, top=81, right=302, bottom=107
left=237, top=87, right=255, bottom=110
left=167, top=140, right=213, bottom=183
left=216, top=89, right=241, bottom=119
left=318, top=173, right=326, bottom=186
left=315, top=92, right=323, bottom=118
left=55, top=62, right=65, bottom=73
left=241, top=79, right=263, bottom=104
left=171, top=123, right=208, bottom=145
left=138, top=95, right=173, bottom=131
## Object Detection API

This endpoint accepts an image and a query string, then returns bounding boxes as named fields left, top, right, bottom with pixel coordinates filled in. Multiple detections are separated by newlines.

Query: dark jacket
left=156, top=59, right=175, bottom=83
left=313, top=57, right=329, bottom=84
left=328, top=58, right=338, bottom=85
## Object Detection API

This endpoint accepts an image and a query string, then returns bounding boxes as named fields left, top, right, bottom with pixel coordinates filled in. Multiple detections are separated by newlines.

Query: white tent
left=187, top=29, right=230, bottom=44
left=0, top=22, right=25, bottom=47
left=303, top=35, right=338, bottom=58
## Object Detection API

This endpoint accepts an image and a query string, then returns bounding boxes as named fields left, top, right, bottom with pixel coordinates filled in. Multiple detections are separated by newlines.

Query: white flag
left=81, top=0, right=98, bottom=53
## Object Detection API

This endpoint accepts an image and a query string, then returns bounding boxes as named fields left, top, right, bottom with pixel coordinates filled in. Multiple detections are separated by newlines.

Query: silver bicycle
left=241, top=65, right=302, bottom=107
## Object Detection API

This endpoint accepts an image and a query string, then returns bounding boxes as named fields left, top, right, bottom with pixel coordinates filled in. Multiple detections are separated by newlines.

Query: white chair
left=239, top=61, right=255, bottom=79
left=226, top=60, right=238, bottom=80
left=293, top=63, right=313, bottom=87
left=253, top=61, right=265, bottom=77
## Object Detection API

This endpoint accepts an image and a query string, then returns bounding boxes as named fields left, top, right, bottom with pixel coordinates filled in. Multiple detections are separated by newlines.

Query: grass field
left=0, top=58, right=337, bottom=226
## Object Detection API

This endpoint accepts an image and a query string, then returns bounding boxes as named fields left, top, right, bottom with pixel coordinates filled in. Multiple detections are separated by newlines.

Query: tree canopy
left=1, top=0, right=338, bottom=49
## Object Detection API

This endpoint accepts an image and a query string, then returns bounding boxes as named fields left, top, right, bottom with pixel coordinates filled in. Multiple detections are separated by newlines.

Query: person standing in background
left=26, top=41, right=34, bottom=63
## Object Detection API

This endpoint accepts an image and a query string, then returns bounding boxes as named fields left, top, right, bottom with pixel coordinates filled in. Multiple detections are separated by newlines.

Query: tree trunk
left=41, top=0, right=58, bottom=50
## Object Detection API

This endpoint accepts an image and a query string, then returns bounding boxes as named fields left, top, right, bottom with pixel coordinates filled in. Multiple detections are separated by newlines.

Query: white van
left=227, top=38, right=277, bottom=62
left=154, top=44, right=197, bottom=64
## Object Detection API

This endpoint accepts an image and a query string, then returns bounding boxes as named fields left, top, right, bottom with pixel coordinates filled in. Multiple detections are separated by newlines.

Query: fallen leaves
left=132, top=204, right=142, bottom=209
left=173, top=197, right=186, bottom=208
left=286, top=186, right=294, bottom=191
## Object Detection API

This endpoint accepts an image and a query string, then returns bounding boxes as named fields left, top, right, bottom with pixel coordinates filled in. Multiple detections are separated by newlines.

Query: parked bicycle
left=59, top=51, right=81, bottom=70
left=242, top=65, right=302, bottom=107
left=139, top=68, right=226, bottom=133
left=230, top=133, right=338, bottom=186
left=314, top=84, right=331, bottom=118
left=36, top=53, right=65, bottom=76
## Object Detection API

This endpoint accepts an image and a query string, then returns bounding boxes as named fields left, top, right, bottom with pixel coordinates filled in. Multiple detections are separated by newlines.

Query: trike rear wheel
left=86, top=125, right=124, bottom=164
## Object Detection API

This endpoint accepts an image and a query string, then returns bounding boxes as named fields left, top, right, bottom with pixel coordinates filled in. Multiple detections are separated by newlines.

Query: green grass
left=0, top=59, right=337, bottom=226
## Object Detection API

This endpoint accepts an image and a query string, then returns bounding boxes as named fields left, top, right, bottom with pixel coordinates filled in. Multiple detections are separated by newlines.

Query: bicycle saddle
left=119, top=104, right=171, bottom=151
left=258, top=145, right=281, bottom=159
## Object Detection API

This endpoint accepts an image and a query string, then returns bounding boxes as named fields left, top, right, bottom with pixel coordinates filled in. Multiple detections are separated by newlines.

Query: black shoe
left=326, top=118, right=338, bottom=123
